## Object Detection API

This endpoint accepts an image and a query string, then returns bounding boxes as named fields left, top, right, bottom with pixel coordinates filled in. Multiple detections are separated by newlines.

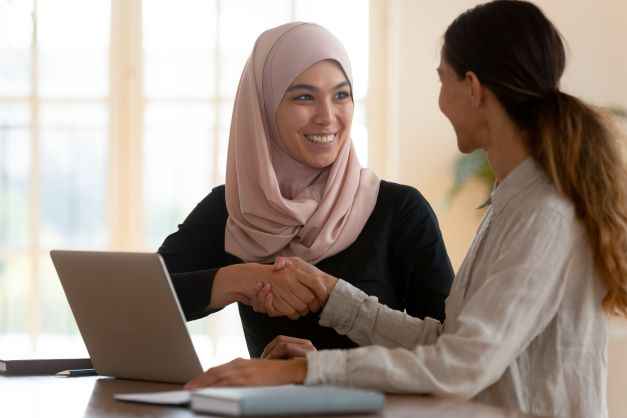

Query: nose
left=313, top=99, right=335, bottom=126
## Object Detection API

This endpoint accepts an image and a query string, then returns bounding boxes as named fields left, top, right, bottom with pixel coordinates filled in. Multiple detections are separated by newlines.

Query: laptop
left=50, top=250, right=204, bottom=384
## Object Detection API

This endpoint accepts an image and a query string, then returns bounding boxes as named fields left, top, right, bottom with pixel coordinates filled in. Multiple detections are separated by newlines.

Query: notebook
left=115, top=385, right=386, bottom=416
left=50, top=250, right=203, bottom=384
left=190, top=385, right=386, bottom=416
left=0, top=356, right=92, bottom=375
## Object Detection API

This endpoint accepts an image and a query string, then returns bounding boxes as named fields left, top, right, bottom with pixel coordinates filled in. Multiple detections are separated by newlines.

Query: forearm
left=320, top=280, right=442, bottom=349
left=304, top=341, right=482, bottom=397
left=209, top=263, right=266, bottom=310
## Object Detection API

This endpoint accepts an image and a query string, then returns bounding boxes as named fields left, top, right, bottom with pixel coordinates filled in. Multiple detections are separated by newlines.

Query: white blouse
left=305, top=158, right=608, bottom=418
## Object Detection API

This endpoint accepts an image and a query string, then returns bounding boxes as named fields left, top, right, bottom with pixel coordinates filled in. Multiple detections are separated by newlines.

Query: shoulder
left=185, top=185, right=227, bottom=221
left=499, top=177, right=581, bottom=246
left=372, top=181, right=442, bottom=234
left=200, top=184, right=226, bottom=206
left=378, top=180, right=427, bottom=205
left=211, top=184, right=226, bottom=197
left=377, top=180, right=435, bottom=215
left=498, top=160, right=576, bottom=225
left=512, top=176, right=575, bottom=223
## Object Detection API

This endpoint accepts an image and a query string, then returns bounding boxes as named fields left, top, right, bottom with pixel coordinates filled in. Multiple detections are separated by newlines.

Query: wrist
left=212, top=263, right=266, bottom=308
left=287, top=358, right=307, bottom=384
left=322, top=275, right=338, bottom=304
left=237, top=263, right=269, bottom=297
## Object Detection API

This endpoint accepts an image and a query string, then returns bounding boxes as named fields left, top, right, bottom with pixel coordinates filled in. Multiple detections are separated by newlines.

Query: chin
left=309, top=146, right=341, bottom=168
left=456, top=137, right=478, bottom=154
left=310, top=160, right=334, bottom=169
left=457, top=145, right=476, bottom=154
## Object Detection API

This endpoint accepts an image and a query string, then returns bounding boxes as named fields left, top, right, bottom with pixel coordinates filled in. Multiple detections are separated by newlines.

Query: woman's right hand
left=235, top=258, right=337, bottom=320
left=273, top=257, right=338, bottom=307
left=260, top=335, right=317, bottom=359
left=242, top=261, right=336, bottom=319
left=234, top=263, right=325, bottom=319
left=261, top=265, right=325, bottom=319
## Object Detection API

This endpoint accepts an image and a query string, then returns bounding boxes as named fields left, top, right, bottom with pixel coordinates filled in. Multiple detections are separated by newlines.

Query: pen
left=55, top=368, right=98, bottom=377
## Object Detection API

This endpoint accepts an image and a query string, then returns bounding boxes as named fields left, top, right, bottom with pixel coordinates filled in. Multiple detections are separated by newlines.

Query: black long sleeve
left=159, top=181, right=454, bottom=358
left=158, top=187, right=239, bottom=320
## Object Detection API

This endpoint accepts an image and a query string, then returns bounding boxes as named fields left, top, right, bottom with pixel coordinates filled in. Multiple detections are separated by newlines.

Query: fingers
left=251, top=262, right=330, bottom=320
left=272, top=297, right=300, bottom=320
left=261, top=335, right=317, bottom=359
left=184, top=358, right=267, bottom=389
left=294, top=270, right=329, bottom=312
left=272, top=256, right=293, bottom=272
left=250, top=283, right=270, bottom=313
left=279, top=257, right=331, bottom=308
left=248, top=281, right=305, bottom=320
left=266, top=274, right=312, bottom=318
left=184, top=358, right=245, bottom=389
left=272, top=257, right=287, bottom=272
left=291, top=280, right=321, bottom=313
left=235, top=293, right=252, bottom=305
left=259, top=285, right=283, bottom=317
left=184, top=358, right=307, bottom=389
left=284, top=256, right=318, bottom=275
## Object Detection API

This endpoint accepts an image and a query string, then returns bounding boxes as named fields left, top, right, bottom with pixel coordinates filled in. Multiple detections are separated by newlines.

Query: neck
left=483, top=113, right=530, bottom=182
left=486, top=144, right=529, bottom=182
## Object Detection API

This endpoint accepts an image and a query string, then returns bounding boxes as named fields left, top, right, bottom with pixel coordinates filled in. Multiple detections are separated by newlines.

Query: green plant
left=446, top=106, right=627, bottom=205
left=444, top=150, right=494, bottom=207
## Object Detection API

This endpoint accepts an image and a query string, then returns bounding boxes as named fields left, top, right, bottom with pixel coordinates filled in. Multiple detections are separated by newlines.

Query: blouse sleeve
left=158, top=186, right=232, bottom=320
left=306, top=207, right=574, bottom=398
left=390, top=185, right=454, bottom=321
left=319, top=279, right=443, bottom=348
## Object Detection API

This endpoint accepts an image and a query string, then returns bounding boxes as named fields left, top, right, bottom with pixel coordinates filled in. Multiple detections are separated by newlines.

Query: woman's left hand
left=261, top=335, right=317, bottom=359
left=183, top=358, right=307, bottom=389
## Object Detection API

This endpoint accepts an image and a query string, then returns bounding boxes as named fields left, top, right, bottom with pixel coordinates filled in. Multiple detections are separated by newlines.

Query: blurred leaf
left=607, top=106, right=627, bottom=119
left=444, top=150, right=494, bottom=208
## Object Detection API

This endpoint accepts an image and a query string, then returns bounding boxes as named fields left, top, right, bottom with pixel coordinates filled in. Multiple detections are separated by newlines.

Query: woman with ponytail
left=185, top=2, right=627, bottom=417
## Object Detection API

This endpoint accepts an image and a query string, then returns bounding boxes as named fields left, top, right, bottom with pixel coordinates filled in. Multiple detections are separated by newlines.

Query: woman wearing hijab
left=184, top=2, right=627, bottom=417
left=158, top=22, right=454, bottom=358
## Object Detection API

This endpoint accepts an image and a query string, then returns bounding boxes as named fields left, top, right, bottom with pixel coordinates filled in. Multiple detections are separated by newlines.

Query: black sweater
left=159, top=180, right=454, bottom=358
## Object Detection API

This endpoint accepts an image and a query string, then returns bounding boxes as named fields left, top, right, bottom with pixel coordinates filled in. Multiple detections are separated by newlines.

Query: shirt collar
left=482, top=157, right=545, bottom=215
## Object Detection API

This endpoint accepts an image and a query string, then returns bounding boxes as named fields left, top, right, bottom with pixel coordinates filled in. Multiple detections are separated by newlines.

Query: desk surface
left=0, top=375, right=543, bottom=418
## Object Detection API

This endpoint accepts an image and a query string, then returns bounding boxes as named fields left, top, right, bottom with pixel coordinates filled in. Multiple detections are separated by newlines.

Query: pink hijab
left=224, top=22, right=380, bottom=264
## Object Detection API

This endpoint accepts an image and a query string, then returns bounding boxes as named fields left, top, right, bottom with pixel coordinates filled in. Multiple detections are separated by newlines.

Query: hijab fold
left=224, top=22, right=380, bottom=264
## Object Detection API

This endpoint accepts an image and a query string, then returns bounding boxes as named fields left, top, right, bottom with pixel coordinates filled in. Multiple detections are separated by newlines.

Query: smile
left=304, top=134, right=336, bottom=144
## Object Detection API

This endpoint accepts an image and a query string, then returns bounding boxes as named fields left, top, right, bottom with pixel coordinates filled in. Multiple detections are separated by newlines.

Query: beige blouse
left=305, top=158, right=608, bottom=418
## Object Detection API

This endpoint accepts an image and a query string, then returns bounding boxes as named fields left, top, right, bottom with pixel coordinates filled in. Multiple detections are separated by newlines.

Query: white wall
left=369, top=1, right=627, bottom=416
left=370, top=0, right=627, bottom=267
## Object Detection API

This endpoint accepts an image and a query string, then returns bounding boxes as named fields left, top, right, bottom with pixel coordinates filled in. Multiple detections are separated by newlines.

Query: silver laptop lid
left=50, top=250, right=203, bottom=383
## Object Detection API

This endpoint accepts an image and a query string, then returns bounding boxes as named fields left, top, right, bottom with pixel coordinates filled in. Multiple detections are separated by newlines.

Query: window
left=0, top=0, right=369, bottom=361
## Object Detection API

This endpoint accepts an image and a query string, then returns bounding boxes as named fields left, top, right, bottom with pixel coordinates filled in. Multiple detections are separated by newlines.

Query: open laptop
left=50, top=250, right=204, bottom=384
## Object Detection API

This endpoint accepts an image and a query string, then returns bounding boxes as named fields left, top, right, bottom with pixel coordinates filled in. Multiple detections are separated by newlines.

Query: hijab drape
left=224, top=22, right=380, bottom=264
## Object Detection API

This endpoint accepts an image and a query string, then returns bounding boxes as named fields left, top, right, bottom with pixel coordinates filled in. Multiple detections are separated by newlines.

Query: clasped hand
left=237, top=256, right=338, bottom=320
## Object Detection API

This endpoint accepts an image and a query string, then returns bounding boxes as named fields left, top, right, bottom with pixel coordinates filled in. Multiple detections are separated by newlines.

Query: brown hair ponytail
left=444, top=0, right=627, bottom=316
left=533, top=92, right=627, bottom=315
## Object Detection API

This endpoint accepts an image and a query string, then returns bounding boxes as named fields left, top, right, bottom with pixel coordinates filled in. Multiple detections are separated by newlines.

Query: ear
left=465, top=71, right=483, bottom=108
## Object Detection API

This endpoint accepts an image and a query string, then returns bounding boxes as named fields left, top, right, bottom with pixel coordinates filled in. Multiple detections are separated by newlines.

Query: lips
left=304, top=134, right=336, bottom=144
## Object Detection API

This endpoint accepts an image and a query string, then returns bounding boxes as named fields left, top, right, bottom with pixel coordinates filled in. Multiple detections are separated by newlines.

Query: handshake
left=236, top=256, right=339, bottom=321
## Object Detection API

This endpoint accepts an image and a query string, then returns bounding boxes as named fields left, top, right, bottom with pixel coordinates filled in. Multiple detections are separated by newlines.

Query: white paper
left=114, top=390, right=191, bottom=405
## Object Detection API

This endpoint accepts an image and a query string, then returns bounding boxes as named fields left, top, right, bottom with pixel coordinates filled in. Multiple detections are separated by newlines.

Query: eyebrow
left=286, top=80, right=351, bottom=92
left=436, top=67, right=443, bottom=76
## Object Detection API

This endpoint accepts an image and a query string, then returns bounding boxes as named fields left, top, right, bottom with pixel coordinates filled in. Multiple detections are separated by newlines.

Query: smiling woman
left=0, top=0, right=371, bottom=365
left=276, top=60, right=353, bottom=169
left=158, top=22, right=454, bottom=359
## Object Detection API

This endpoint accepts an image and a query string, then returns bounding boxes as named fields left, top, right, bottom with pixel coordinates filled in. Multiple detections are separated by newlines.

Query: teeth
left=305, top=134, right=335, bottom=144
